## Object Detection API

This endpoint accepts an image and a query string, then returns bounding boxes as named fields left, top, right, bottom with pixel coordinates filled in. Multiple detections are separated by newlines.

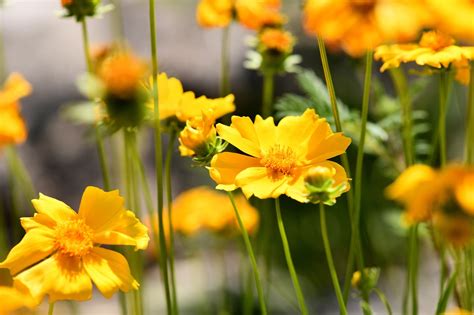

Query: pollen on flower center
left=54, top=218, right=94, bottom=257
left=261, top=144, right=297, bottom=177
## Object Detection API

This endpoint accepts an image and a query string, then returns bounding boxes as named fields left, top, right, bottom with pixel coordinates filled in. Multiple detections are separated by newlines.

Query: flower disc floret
left=54, top=218, right=94, bottom=257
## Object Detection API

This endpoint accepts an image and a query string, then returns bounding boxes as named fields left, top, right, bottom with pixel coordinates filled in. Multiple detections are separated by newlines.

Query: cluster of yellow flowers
left=387, top=164, right=474, bottom=246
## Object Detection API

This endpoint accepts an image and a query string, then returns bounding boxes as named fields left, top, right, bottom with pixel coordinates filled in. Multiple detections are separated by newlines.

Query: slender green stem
left=275, top=198, right=308, bottom=315
left=81, top=18, right=111, bottom=190
left=465, top=62, right=474, bottom=165
left=317, top=37, right=357, bottom=303
left=165, top=130, right=179, bottom=314
left=374, top=288, right=393, bottom=315
left=227, top=192, right=267, bottom=315
left=352, top=51, right=374, bottom=314
left=220, top=26, right=231, bottom=96
left=406, top=225, right=419, bottom=315
left=262, top=71, right=275, bottom=118
left=319, top=203, right=348, bottom=315
left=389, top=68, right=414, bottom=166
left=438, top=71, right=449, bottom=167
left=0, top=8, right=6, bottom=81
left=48, top=302, right=55, bottom=315
left=148, top=1, right=172, bottom=313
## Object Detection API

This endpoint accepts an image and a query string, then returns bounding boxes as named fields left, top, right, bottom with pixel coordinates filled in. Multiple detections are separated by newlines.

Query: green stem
left=319, top=203, right=348, bottom=315
left=0, top=7, right=6, bottom=81
left=406, top=225, right=419, bottom=315
left=352, top=51, right=374, bottom=314
left=275, top=198, right=308, bottom=315
left=262, top=71, right=275, bottom=118
left=389, top=68, right=414, bottom=166
left=227, top=192, right=267, bottom=315
left=48, top=302, right=55, bottom=315
left=439, top=71, right=449, bottom=167
left=465, top=62, right=474, bottom=165
left=220, top=26, right=231, bottom=96
left=317, top=37, right=356, bottom=303
left=148, top=1, right=173, bottom=313
left=81, top=18, right=111, bottom=190
left=373, top=288, right=393, bottom=315
left=165, top=130, right=179, bottom=315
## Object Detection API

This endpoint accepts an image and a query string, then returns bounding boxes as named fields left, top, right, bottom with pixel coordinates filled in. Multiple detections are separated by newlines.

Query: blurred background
left=0, top=0, right=470, bottom=314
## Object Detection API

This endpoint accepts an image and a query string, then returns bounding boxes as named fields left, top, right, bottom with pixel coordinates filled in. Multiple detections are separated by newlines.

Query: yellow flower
left=443, top=308, right=474, bottom=315
left=0, top=186, right=149, bottom=303
left=178, top=111, right=217, bottom=157
left=235, top=0, right=286, bottom=30
left=98, top=51, right=148, bottom=99
left=209, top=109, right=351, bottom=202
left=427, top=0, right=474, bottom=44
left=304, top=0, right=430, bottom=57
left=196, top=0, right=233, bottom=28
left=172, top=186, right=259, bottom=235
left=259, top=28, right=294, bottom=53
left=432, top=212, right=473, bottom=247
left=453, top=58, right=471, bottom=85
left=0, top=283, right=36, bottom=315
left=148, top=73, right=235, bottom=122
left=375, top=30, right=474, bottom=72
left=454, top=170, right=474, bottom=216
left=0, top=73, right=32, bottom=147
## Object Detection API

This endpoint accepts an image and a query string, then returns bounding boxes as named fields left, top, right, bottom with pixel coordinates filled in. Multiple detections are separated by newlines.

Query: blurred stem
left=262, top=71, right=274, bottom=118
left=319, top=203, right=348, bottom=315
left=227, top=192, right=267, bottom=315
left=111, top=0, right=124, bottom=40
left=6, top=146, right=36, bottom=202
left=374, top=288, right=393, bottom=315
left=275, top=198, right=308, bottom=315
left=81, top=18, right=111, bottom=190
left=242, top=261, right=254, bottom=315
left=220, top=26, right=231, bottom=96
left=389, top=68, right=414, bottom=166
left=465, top=62, right=474, bottom=164
left=317, top=37, right=356, bottom=303
left=0, top=8, right=5, bottom=81
left=438, top=71, right=449, bottom=167
left=353, top=51, right=374, bottom=315
left=165, top=129, right=179, bottom=315
left=148, top=0, right=173, bottom=313
left=48, top=302, right=55, bottom=315
left=405, top=225, right=419, bottom=315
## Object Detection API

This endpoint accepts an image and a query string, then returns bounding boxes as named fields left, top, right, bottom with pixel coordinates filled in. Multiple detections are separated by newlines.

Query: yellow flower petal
left=237, top=166, right=288, bottom=200
left=306, top=125, right=351, bottom=163
left=83, top=247, right=138, bottom=299
left=217, top=118, right=261, bottom=157
left=0, top=227, right=55, bottom=275
left=209, top=152, right=261, bottom=191
left=0, top=285, right=36, bottom=315
left=0, top=73, right=32, bottom=108
left=20, top=213, right=56, bottom=231
left=78, top=187, right=124, bottom=232
left=276, top=109, right=320, bottom=154
left=14, top=254, right=93, bottom=303
left=254, top=115, right=277, bottom=153
left=32, top=193, right=77, bottom=224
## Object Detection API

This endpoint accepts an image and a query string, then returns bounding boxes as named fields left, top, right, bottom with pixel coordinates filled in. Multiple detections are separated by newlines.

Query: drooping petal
left=0, top=227, right=56, bottom=275
left=31, top=193, right=77, bottom=224
left=14, top=254, right=92, bottom=303
left=209, top=152, right=261, bottom=191
left=83, top=247, right=138, bottom=299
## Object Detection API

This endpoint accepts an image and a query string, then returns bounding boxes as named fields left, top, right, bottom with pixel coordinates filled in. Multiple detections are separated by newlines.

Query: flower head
left=209, top=109, right=351, bottom=202
left=259, top=28, right=294, bottom=54
left=235, top=0, right=286, bottom=30
left=61, top=0, right=101, bottom=21
left=375, top=30, right=474, bottom=72
left=196, top=0, right=234, bottom=28
left=427, top=0, right=474, bottom=44
left=0, top=186, right=149, bottom=303
left=304, top=0, right=430, bottom=57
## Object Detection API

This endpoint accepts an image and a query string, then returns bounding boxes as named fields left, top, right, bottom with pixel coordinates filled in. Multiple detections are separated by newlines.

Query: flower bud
left=351, top=268, right=380, bottom=293
left=304, top=166, right=348, bottom=205
left=61, top=0, right=101, bottom=21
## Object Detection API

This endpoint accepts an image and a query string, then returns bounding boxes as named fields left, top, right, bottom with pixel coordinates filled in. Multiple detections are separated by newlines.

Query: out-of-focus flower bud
left=351, top=268, right=380, bottom=293
left=61, top=0, right=101, bottom=21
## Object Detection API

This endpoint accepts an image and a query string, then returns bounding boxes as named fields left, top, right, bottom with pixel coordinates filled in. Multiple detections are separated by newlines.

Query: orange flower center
left=54, top=218, right=94, bottom=257
left=261, top=144, right=297, bottom=177
left=419, top=31, right=455, bottom=51
left=349, top=0, right=376, bottom=12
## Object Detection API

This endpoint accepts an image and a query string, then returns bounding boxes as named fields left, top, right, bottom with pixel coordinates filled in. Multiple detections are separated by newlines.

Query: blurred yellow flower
left=453, top=59, right=471, bottom=85
left=454, top=171, right=474, bottom=216
left=235, top=0, right=286, bottom=30
left=196, top=0, right=233, bottom=28
left=179, top=111, right=217, bottom=157
left=172, top=186, right=259, bottom=235
left=304, top=0, right=430, bottom=57
left=427, top=0, right=474, bottom=44
left=209, top=109, right=351, bottom=202
left=375, top=31, right=474, bottom=72
left=0, top=186, right=149, bottom=303
left=0, top=284, right=36, bottom=315
left=148, top=73, right=235, bottom=122
left=432, top=212, right=473, bottom=247
left=0, top=73, right=32, bottom=147
left=259, top=28, right=294, bottom=53
left=443, top=308, right=474, bottom=315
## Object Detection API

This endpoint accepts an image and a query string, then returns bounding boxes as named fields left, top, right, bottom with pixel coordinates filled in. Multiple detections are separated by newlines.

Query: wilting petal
left=83, top=247, right=138, bottom=299
left=31, top=193, right=77, bottom=224
left=209, top=152, right=260, bottom=190
left=0, top=227, right=55, bottom=275
left=14, top=254, right=92, bottom=303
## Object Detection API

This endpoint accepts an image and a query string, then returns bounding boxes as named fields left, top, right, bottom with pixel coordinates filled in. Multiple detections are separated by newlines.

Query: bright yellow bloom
left=196, top=0, right=233, bottom=28
left=454, top=171, right=474, bottom=216
left=0, top=73, right=32, bottom=147
left=172, top=186, right=259, bottom=235
left=235, top=0, right=286, bottom=30
left=98, top=51, right=148, bottom=99
left=375, top=31, right=474, bottom=72
left=0, top=186, right=149, bottom=303
left=179, top=111, right=217, bottom=157
left=304, top=0, right=430, bottom=57
left=209, top=109, right=351, bottom=202
left=148, top=73, right=235, bottom=122
left=427, top=0, right=474, bottom=44
left=259, top=28, right=294, bottom=53
left=0, top=283, right=36, bottom=315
